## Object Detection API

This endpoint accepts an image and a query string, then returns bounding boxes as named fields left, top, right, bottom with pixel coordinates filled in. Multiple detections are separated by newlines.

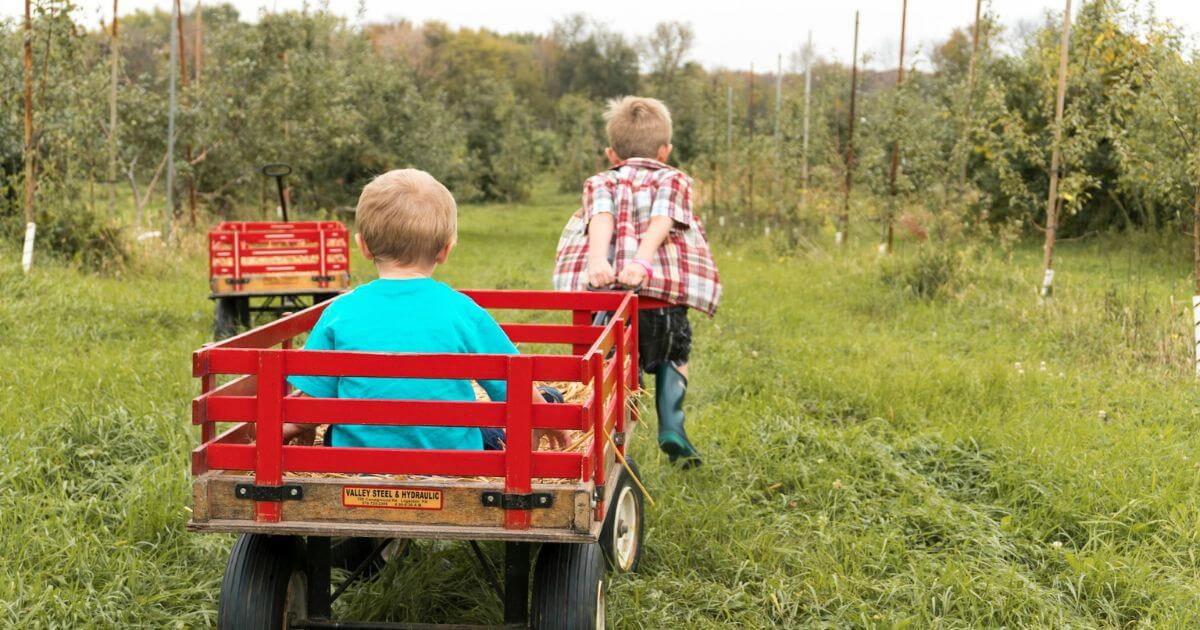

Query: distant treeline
left=3, top=1, right=1200, bottom=263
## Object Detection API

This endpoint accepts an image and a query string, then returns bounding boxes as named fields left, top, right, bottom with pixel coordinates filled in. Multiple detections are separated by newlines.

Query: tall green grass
left=3, top=186, right=1200, bottom=626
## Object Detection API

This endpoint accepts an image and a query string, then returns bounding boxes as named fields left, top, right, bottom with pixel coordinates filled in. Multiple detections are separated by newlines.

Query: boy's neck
left=374, top=259, right=436, bottom=280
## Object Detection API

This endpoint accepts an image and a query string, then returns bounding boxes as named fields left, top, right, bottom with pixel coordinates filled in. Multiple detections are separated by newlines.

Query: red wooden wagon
left=189, top=289, right=652, bottom=629
left=208, top=164, right=351, bottom=339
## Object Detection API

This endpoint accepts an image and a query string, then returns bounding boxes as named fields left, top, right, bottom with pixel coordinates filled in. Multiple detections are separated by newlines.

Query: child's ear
left=355, top=233, right=374, bottom=261
left=435, top=237, right=456, bottom=264
left=604, top=147, right=622, bottom=166
left=656, top=144, right=673, bottom=163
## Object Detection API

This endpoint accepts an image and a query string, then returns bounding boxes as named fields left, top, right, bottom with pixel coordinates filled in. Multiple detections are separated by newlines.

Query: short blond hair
left=604, top=96, right=672, bottom=160
left=355, top=169, right=456, bottom=265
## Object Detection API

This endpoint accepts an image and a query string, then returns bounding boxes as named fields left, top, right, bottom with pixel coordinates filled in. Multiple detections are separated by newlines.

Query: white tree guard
left=1193, top=295, right=1200, bottom=377
left=21, top=222, right=35, bottom=273
left=1040, top=268, right=1055, bottom=297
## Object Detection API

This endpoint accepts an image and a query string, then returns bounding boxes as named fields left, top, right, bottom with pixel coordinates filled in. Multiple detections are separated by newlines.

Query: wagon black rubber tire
left=217, top=534, right=307, bottom=630
left=599, top=457, right=645, bottom=573
left=531, top=542, right=607, bottom=630
left=213, top=297, right=241, bottom=340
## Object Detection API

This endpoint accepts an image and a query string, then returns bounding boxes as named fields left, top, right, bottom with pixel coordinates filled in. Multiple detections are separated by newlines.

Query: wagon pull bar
left=261, top=162, right=292, bottom=222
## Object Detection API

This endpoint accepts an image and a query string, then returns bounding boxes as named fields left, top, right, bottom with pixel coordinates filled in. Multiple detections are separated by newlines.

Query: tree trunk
left=22, top=0, right=35, bottom=272
left=107, top=0, right=119, bottom=219
left=957, top=0, right=983, bottom=192
left=884, top=0, right=908, bottom=254
left=1194, top=183, right=1200, bottom=295
left=747, top=64, right=754, bottom=216
left=775, top=53, right=783, bottom=218
left=195, top=1, right=202, bottom=88
left=166, top=0, right=179, bottom=242
left=839, top=11, right=860, bottom=245
left=1192, top=178, right=1200, bottom=376
left=1041, top=0, right=1072, bottom=299
left=801, top=31, right=812, bottom=214
left=175, top=0, right=197, bottom=227
left=724, top=84, right=732, bottom=212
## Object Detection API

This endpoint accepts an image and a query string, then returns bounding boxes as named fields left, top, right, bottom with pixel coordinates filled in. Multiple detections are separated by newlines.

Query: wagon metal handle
left=260, top=163, right=292, bottom=222
left=260, top=163, right=292, bottom=178
left=586, top=282, right=642, bottom=294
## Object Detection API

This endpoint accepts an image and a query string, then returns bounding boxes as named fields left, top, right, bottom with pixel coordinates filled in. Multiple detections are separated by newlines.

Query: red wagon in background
left=209, top=164, right=351, bottom=339
left=189, top=289, right=651, bottom=629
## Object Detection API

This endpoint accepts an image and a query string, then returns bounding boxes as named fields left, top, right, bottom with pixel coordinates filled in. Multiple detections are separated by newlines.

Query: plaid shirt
left=553, top=158, right=721, bottom=316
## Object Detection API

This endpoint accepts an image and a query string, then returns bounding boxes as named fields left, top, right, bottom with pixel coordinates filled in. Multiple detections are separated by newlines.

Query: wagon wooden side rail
left=189, top=289, right=642, bottom=543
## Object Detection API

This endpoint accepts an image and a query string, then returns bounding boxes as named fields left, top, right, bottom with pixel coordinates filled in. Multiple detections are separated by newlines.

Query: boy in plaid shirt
left=554, top=96, right=721, bottom=467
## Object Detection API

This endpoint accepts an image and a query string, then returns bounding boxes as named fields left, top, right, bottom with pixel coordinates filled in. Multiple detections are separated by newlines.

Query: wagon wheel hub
left=612, top=486, right=639, bottom=571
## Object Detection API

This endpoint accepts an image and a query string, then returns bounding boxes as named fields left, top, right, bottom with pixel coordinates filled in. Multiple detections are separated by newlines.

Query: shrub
left=29, top=199, right=130, bottom=273
left=880, top=245, right=968, bottom=299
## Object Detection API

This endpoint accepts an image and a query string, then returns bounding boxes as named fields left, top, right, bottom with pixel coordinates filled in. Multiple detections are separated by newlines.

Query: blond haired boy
left=554, top=96, right=722, bottom=467
left=289, top=169, right=565, bottom=451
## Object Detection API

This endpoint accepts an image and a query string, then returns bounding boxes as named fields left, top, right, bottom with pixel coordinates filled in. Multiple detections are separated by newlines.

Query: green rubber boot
left=655, top=362, right=702, bottom=467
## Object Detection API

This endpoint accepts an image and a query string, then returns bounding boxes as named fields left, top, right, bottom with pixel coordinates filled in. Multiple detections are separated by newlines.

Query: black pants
left=481, top=386, right=565, bottom=450
left=638, top=306, right=692, bottom=372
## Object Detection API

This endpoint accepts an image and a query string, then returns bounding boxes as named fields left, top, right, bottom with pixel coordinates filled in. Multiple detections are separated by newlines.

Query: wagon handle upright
left=261, top=162, right=292, bottom=222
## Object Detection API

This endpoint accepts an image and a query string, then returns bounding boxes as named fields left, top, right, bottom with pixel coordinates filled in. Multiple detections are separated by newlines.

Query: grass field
left=4, top=183, right=1200, bottom=627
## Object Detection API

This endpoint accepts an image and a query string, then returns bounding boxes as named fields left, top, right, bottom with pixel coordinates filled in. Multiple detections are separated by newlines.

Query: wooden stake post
left=1192, top=164, right=1200, bottom=376
left=883, top=0, right=908, bottom=254
left=802, top=31, right=812, bottom=214
left=838, top=11, right=860, bottom=245
left=22, top=0, right=35, bottom=273
left=166, top=0, right=178, bottom=242
left=107, top=0, right=119, bottom=219
left=174, top=0, right=198, bottom=226
left=775, top=53, right=783, bottom=217
left=958, top=0, right=984, bottom=190
left=747, top=64, right=755, bottom=216
left=1041, top=0, right=1072, bottom=299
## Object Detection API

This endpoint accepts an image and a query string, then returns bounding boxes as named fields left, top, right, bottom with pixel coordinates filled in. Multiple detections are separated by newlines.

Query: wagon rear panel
left=190, top=473, right=598, bottom=542
left=208, top=221, right=350, bottom=297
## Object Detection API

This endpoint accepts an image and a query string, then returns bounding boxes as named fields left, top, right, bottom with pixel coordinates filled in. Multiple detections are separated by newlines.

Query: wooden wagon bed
left=188, top=290, right=647, bottom=544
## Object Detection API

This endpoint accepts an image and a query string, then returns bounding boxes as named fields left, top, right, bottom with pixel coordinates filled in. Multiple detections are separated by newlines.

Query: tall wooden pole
left=175, top=0, right=188, bottom=92
left=838, top=11, right=860, bottom=245
left=166, top=0, right=179, bottom=242
left=175, top=0, right=196, bottom=226
left=747, top=63, right=755, bottom=215
left=774, top=54, right=783, bottom=139
left=1041, top=0, right=1072, bottom=299
left=22, top=0, right=35, bottom=272
left=726, top=84, right=733, bottom=150
left=107, top=0, right=119, bottom=218
left=1191, top=157, right=1200, bottom=375
left=725, top=83, right=732, bottom=214
left=883, top=0, right=908, bottom=254
left=747, top=63, right=755, bottom=136
left=1192, top=167, right=1200, bottom=374
left=958, top=0, right=983, bottom=189
left=775, top=53, right=783, bottom=218
left=802, top=30, right=812, bottom=214
left=194, top=1, right=202, bottom=89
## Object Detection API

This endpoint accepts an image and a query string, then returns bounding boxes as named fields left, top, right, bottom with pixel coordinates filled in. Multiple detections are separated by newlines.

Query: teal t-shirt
left=287, top=278, right=517, bottom=450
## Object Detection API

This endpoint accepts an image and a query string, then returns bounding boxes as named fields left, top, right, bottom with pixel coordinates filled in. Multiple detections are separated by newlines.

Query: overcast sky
left=16, top=0, right=1200, bottom=71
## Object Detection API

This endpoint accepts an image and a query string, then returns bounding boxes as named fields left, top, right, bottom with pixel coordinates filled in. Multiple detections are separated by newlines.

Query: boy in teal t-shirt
left=286, top=169, right=565, bottom=451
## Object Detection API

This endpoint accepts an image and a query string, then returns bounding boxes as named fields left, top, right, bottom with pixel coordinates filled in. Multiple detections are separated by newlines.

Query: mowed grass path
left=3, top=186, right=1200, bottom=627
